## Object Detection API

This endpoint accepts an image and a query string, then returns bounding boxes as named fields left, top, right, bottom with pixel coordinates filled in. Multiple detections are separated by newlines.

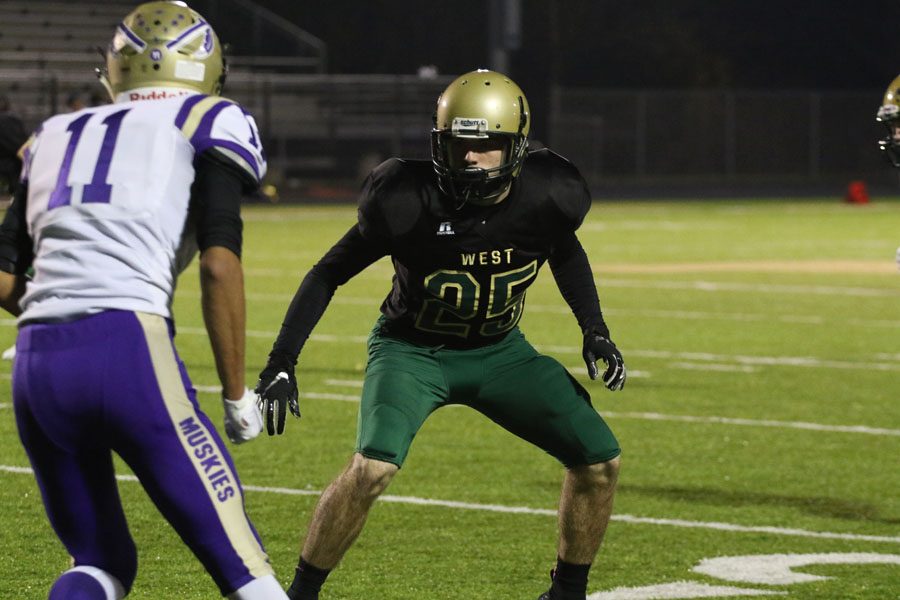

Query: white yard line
left=323, top=378, right=365, bottom=388
left=148, top=328, right=900, bottom=374
left=12, top=379, right=894, bottom=437
left=6, top=382, right=896, bottom=436
left=670, top=362, right=758, bottom=373
left=185, top=385, right=900, bottom=438
left=1, top=464, right=897, bottom=545
left=7, top=298, right=898, bottom=330
left=538, top=345, right=900, bottom=373
left=602, top=412, right=900, bottom=437
left=596, top=278, right=896, bottom=298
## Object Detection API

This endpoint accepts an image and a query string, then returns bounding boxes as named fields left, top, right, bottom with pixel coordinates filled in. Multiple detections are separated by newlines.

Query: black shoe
left=538, top=590, right=589, bottom=600
left=537, top=571, right=587, bottom=600
left=287, top=586, right=317, bottom=600
left=536, top=568, right=554, bottom=600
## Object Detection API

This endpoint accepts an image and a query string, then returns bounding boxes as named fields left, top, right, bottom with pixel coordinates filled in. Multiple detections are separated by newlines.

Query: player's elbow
left=199, top=245, right=242, bottom=285
left=0, top=271, right=25, bottom=316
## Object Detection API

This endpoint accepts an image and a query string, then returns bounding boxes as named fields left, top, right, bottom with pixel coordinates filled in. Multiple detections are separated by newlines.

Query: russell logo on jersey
left=436, top=221, right=455, bottom=236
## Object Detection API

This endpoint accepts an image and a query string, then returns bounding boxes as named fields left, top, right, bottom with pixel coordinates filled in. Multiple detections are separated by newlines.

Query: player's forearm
left=0, top=271, right=25, bottom=316
left=268, top=270, right=336, bottom=365
left=549, top=235, right=609, bottom=337
left=200, top=246, right=246, bottom=399
left=268, top=225, right=386, bottom=366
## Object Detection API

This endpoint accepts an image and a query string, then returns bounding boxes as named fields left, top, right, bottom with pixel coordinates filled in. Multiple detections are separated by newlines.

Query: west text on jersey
left=461, top=249, right=514, bottom=266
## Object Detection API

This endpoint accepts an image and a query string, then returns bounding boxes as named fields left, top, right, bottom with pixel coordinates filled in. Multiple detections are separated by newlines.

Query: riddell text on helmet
left=129, top=89, right=194, bottom=101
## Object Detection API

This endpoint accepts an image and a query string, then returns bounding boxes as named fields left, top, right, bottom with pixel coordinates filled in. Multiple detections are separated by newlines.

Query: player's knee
left=569, top=456, right=620, bottom=492
left=346, top=453, right=398, bottom=498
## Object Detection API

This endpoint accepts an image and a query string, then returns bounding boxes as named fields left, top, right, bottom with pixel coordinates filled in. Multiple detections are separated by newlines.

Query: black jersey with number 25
left=354, top=148, right=592, bottom=349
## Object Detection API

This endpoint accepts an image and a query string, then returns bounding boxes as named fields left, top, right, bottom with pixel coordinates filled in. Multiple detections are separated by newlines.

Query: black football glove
left=254, top=357, right=300, bottom=435
left=582, top=331, right=626, bottom=391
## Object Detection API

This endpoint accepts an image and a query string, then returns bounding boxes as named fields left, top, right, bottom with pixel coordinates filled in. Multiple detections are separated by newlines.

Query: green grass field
left=1, top=199, right=899, bottom=599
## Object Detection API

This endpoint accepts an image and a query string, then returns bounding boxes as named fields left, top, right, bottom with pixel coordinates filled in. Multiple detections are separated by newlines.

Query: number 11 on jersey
left=48, top=108, right=131, bottom=210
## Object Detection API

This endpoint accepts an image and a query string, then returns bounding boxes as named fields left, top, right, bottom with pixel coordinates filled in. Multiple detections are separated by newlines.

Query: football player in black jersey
left=875, top=73, right=900, bottom=272
left=257, top=70, right=626, bottom=600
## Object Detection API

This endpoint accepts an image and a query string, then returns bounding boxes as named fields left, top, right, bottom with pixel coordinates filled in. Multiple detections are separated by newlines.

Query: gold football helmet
left=432, top=69, right=530, bottom=206
left=98, top=1, right=226, bottom=100
left=876, top=74, right=900, bottom=167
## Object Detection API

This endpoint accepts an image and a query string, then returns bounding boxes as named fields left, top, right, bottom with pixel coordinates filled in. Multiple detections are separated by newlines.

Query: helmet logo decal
left=451, top=117, right=488, bottom=136
left=202, top=30, right=214, bottom=55
left=150, top=49, right=162, bottom=61
left=115, top=23, right=148, bottom=52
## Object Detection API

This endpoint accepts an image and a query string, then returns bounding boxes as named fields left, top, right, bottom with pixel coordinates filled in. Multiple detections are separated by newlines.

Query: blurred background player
left=0, top=94, right=27, bottom=195
left=256, top=69, right=626, bottom=600
left=0, top=95, right=27, bottom=361
left=875, top=73, right=900, bottom=272
left=0, top=2, right=286, bottom=598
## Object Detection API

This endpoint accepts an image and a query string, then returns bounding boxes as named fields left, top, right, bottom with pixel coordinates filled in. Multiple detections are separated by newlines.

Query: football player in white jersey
left=0, top=2, right=287, bottom=599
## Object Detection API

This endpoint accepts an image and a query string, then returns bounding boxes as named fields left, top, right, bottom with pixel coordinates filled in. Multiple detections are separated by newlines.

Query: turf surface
left=1, top=199, right=898, bottom=599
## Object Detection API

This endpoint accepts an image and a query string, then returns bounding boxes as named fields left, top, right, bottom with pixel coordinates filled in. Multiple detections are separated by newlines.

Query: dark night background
left=246, top=0, right=899, bottom=90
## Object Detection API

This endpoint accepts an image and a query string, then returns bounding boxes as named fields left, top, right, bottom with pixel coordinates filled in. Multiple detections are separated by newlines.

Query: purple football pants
left=13, top=310, right=273, bottom=595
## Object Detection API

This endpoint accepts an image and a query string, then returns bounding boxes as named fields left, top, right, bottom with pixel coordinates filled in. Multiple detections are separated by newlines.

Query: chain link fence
left=549, top=88, right=894, bottom=192
left=1, top=66, right=893, bottom=196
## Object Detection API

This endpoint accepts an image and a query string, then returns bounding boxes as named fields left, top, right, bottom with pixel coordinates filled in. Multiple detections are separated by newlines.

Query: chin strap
left=453, top=187, right=472, bottom=211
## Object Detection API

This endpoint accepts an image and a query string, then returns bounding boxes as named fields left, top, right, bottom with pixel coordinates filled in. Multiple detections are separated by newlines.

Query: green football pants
left=356, top=320, right=621, bottom=468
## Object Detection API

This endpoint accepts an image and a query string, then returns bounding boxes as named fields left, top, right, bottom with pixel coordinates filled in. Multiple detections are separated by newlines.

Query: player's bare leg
left=287, top=453, right=398, bottom=599
left=542, top=456, right=620, bottom=599
left=303, top=453, right=398, bottom=565
left=559, top=456, right=619, bottom=561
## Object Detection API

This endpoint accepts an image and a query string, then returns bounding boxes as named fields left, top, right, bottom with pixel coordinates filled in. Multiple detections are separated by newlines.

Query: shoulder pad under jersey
left=525, top=148, right=592, bottom=231
left=358, top=158, right=428, bottom=241
left=17, top=128, right=42, bottom=184
left=174, top=95, right=267, bottom=187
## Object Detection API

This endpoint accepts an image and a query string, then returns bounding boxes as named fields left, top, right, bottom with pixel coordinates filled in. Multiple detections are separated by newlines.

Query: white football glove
left=222, top=387, right=263, bottom=444
left=896, top=246, right=900, bottom=273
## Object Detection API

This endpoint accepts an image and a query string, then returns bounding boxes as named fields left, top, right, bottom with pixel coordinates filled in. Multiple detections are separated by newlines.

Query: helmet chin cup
left=436, top=165, right=512, bottom=209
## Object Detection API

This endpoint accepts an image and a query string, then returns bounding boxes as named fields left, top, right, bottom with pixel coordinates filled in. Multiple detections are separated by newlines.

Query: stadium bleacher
left=0, top=0, right=447, bottom=191
left=0, top=1, right=890, bottom=195
left=0, top=1, right=125, bottom=65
